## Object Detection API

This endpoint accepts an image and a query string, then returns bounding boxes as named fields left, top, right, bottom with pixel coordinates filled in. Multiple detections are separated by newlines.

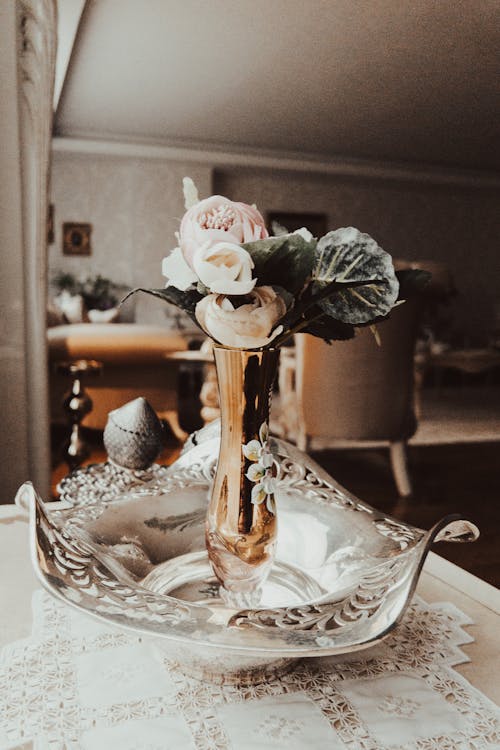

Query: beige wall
left=49, top=152, right=500, bottom=343
left=49, top=152, right=212, bottom=329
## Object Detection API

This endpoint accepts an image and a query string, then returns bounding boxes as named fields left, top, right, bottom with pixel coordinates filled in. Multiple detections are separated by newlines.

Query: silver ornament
left=103, top=397, right=164, bottom=470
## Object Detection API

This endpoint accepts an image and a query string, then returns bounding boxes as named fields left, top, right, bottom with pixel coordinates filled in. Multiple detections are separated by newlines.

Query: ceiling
left=55, top=0, right=500, bottom=171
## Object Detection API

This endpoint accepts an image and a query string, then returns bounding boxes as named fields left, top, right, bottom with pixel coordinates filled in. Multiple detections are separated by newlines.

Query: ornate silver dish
left=22, top=422, right=478, bottom=684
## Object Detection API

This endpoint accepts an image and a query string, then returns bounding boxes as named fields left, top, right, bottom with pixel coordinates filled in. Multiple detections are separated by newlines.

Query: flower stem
left=272, top=309, right=328, bottom=347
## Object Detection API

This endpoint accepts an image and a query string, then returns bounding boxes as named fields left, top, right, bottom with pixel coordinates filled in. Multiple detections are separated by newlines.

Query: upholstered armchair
left=279, top=299, right=420, bottom=496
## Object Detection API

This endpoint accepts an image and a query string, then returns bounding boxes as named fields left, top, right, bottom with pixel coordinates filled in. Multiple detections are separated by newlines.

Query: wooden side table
left=164, top=347, right=218, bottom=428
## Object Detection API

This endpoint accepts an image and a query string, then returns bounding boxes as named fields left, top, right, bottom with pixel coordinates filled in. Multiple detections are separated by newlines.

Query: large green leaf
left=312, top=228, right=399, bottom=324
left=242, top=233, right=316, bottom=295
left=301, top=311, right=355, bottom=342
left=121, top=286, right=203, bottom=324
left=271, top=285, right=294, bottom=311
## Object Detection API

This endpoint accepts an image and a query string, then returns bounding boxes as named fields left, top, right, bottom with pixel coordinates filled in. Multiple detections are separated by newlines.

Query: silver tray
left=21, top=422, right=478, bottom=684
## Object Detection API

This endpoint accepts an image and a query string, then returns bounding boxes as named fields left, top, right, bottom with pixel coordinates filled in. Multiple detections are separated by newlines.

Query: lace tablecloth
left=0, top=590, right=498, bottom=750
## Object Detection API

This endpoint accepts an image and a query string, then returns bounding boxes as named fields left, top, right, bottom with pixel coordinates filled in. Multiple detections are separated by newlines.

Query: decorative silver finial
left=103, top=397, right=164, bottom=470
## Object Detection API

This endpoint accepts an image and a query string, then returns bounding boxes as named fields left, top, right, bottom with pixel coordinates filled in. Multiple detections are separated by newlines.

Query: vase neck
left=207, top=347, right=280, bottom=599
left=213, top=348, right=279, bottom=444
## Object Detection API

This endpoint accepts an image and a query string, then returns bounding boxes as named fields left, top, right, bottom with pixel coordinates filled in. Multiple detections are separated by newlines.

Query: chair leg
left=389, top=441, right=412, bottom=497
left=296, top=431, right=310, bottom=453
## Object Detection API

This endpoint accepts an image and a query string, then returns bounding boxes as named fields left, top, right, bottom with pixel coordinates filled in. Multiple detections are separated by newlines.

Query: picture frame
left=63, top=222, right=92, bottom=256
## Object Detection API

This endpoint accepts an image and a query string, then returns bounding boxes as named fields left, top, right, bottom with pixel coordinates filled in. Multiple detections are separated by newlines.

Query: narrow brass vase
left=206, top=346, right=280, bottom=607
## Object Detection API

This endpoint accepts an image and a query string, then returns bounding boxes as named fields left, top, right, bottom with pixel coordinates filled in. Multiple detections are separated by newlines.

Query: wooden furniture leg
left=389, top=440, right=412, bottom=497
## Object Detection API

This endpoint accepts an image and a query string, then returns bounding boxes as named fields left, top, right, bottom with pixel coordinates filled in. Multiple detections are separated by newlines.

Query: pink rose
left=180, top=195, right=268, bottom=267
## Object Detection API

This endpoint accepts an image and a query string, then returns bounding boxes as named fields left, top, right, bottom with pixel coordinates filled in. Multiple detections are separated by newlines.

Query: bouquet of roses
left=125, top=178, right=427, bottom=349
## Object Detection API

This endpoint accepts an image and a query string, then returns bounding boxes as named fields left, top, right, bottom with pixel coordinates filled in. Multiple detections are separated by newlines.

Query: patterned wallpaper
left=49, top=153, right=212, bottom=330
left=49, top=153, right=500, bottom=342
left=215, top=169, right=500, bottom=344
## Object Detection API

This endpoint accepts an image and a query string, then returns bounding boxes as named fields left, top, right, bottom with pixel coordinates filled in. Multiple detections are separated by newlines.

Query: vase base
left=141, top=550, right=324, bottom=609
left=161, top=655, right=298, bottom=686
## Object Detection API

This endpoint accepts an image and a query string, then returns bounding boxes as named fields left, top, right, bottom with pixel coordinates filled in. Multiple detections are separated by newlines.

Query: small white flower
left=260, top=451, right=274, bottom=469
left=242, top=440, right=262, bottom=462
left=251, top=483, right=267, bottom=505
left=246, top=463, right=266, bottom=482
left=162, top=247, right=197, bottom=291
left=261, top=475, right=278, bottom=495
left=243, top=421, right=279, bottom=515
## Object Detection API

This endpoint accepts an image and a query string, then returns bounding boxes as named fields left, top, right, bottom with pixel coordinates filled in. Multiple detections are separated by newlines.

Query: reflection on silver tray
left=21, top=421, right=479, bottom=684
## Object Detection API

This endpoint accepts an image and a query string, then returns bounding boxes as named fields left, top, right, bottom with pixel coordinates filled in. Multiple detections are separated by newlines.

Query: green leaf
left=121, top=286, right=203, bottom=324
left=242, top=233, right=316, bottom=295
left=301, top=313, right=355, bottom=343
left=241, top=235, right=287, bottom=262
left=271, top=285, right=294, bottom=311
left=312, top=228, right=399, bottom=324
left=271, top=277, right=375, bottom=344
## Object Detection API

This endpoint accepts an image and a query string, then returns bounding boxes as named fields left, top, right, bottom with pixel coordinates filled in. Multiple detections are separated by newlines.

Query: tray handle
left=433, top=518, right=479, bottom=544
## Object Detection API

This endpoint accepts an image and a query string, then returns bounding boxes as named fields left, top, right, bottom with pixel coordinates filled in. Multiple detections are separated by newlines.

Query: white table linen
left=0, top=507, right=498, bottom=749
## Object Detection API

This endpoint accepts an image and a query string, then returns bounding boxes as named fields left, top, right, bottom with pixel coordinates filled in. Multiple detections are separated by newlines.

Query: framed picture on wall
left=63, top=222, right=92, bottom=256
left=266, top=211, right=327, bottom=238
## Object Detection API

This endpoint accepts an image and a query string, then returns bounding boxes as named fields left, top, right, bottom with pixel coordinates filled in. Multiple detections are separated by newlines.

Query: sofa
left=48, top=323, right=189, bottom=438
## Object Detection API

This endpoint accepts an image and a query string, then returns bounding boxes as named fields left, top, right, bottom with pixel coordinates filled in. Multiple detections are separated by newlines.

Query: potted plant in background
left=125, top=178, right=428, bottom=606
left=53, top=272, right=127, bottom=323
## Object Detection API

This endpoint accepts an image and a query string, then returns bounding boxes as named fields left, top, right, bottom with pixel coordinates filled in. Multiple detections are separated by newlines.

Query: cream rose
left=180, top=195, right=268, bottom=267
left=195, top=286, right=287, bottom=349
left=193, top=241, right=256, bottom=295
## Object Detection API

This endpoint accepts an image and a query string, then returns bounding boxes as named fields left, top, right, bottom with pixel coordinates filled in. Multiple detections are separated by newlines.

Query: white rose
left=162, top=246, right=198, bottom=291
left=193, top=241, right=256, bottom=295
left=195, top=286, right=287, bottom=349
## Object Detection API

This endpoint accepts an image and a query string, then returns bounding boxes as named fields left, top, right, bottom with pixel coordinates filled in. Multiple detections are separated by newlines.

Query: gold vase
left=206, top=346, right=280, bottom=607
